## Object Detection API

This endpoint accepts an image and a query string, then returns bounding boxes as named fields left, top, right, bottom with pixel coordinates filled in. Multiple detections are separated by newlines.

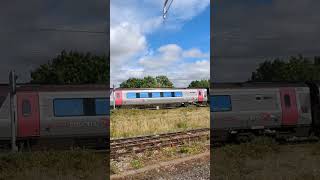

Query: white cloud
left=110, top=22, right=146, bottom=65
left=172, top=59, right=210, bottom=87
left=139, top=44, right=182, bottom=69
left=136, top=44, right=209, bottom=87
left=183, top=48, right=209, bottom=58
left=169, top=0, right=210, bottom=21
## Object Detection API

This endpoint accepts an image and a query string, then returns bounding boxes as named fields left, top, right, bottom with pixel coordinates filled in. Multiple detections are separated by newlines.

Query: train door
left=115, top=90, right=122, bottom=106
left=306, top=82, right=320, bottom=128
left=280, top=88, right=299, bottom=126
left=198, top=90, right=204, bottom=103
left=17, top=92, right=40, bottom=137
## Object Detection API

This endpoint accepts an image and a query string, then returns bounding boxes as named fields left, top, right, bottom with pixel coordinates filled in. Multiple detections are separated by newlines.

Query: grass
left=112, top=139, right=320, bottom=179
left=220, top=137, right=280, bottom=159
left=212, top=139, right=320, bottom=180
left=0, top=150, right=108, bottom=180
left=110, top=107, right=209, bottom=138
left=130, top=159, right=143, bottom=169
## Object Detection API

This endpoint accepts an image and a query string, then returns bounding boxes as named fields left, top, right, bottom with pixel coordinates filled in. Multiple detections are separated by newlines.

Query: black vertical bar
left=9, top=70, right=18, bottom=152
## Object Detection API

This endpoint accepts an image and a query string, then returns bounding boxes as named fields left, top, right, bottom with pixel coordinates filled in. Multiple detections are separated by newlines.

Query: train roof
left=114, top=88, right=207, bottom=90
left=0, top=84, right=109, bottom=92
left=211, top=82, right=310, bottom=89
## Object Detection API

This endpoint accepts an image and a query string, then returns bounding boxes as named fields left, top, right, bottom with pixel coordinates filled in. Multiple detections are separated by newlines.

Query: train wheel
left=18, top=140, right=31, bottom=152
left=235, top=133, right=255, bottom=143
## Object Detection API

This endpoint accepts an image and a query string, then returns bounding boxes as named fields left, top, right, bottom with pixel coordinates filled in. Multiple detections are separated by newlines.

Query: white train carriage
left=110, top=88, right=208, bottom=108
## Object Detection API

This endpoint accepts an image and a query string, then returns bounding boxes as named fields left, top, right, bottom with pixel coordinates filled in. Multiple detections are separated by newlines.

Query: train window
left=116, top=93, right=120, bottom=99
left=54, top=99, right=84, bottom=117
left=263, top=96, right=272, bottom=100
left=152, top=92, right=160, bottom=98
left=22, top=100, right=31, bottom=116
left=211, top=95, right=232, bottom=112
left=148, top=93, right=152, bottom=98
left=160, top=92, right=164, bottom=97
left=163, top=92, right=171, bottom=97
left=256, top=95, right=262, bottom=100
left=126, top=93, right=136, bottom=99
left=171, top=92, right=175, bottom=97
left=95, top=98, right=108, bottom=115
left=140, top=92, right=148, bottom=98
left=0, top=96, right=5, bottom=108
left=301, top=106, right=309, bottom=113
left=174, top=92, right=183, bottom=97
left=284, top=94, right=291, bottom=107
left=136, top=93, right=140, bottom=98
left=83, top=98, right=95, bottom=116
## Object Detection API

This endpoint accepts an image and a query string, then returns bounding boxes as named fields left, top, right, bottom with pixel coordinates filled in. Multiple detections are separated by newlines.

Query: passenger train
left=210, top=81, right=320, bottom=143
left=0, top=84, right=109, bottom=150
left=110, top=88, right=208, bottom=108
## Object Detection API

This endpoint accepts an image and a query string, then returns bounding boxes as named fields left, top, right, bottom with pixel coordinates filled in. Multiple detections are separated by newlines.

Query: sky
left=0, top=0, right=108, bottom=83
left=110, top=0, right=210, bottom=87
left=212, top=0, right=320, bottom=82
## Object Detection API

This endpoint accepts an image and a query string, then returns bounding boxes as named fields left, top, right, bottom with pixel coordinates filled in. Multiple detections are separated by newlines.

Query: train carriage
left=0, top=84, right=109, bottom=150
left=110, top=88, right=208, bottom=108
left=210, top=82, right=320, bottom=142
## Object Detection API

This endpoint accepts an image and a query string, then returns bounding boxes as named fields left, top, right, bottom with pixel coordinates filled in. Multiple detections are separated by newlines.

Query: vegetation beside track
left=110, top=138, right=209, bottom=175
left=110, top=107, right=210, bottom=138
left=212, top=137, right=320, bottom=180
left=0, top=150, right=107, bottom=180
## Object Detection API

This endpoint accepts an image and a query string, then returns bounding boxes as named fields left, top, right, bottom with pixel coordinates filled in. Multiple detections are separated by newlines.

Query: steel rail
left=110, top=128, right=210, bottom=159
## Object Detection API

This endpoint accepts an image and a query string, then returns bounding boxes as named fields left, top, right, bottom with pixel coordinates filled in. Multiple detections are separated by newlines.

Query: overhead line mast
left=163, top=0, right=174, bottom=20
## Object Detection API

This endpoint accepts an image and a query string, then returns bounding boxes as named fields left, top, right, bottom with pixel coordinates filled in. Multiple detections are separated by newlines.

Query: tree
left=251, top=55, right=320, bottom=82
left=155, top=75, right=174, bottom=88
left=188, top=80, right=209, bottom=88
left=142, top=76, right=157, bottom=88
left=119, top=78, right=143, bottom=88
left=120, top=75, right=174, bottom=88
left=30, top=50, right=109, bottom=84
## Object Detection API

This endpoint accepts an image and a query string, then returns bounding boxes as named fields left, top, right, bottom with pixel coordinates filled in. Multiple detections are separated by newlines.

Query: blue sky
left=148, top=8, right=210, bottom=52
left=110, top=0, right=210, bottom=87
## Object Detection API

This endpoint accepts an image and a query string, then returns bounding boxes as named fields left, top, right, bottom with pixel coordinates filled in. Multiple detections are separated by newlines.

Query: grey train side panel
left=39, top=91, right=107, bottom=138
left=211, top=86, right=313, bottom=131
left=212, top=88, right=282, bottom=130
left=295, top=87, right=312, bottom=125
left=0, top=94, right=10, bottom=140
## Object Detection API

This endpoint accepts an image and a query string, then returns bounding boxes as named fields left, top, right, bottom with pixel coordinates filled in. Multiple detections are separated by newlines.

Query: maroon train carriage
left=0, top=84, right=109, bottom=150
left=210, top=82, right=320, bottom=143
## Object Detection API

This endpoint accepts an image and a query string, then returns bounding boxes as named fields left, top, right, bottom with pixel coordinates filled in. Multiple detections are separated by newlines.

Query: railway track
left=110, top=128, right=210, bottom=159
left=111, top=105, right=209, bottom=111
left=210, top=134, right=320, bottom=149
